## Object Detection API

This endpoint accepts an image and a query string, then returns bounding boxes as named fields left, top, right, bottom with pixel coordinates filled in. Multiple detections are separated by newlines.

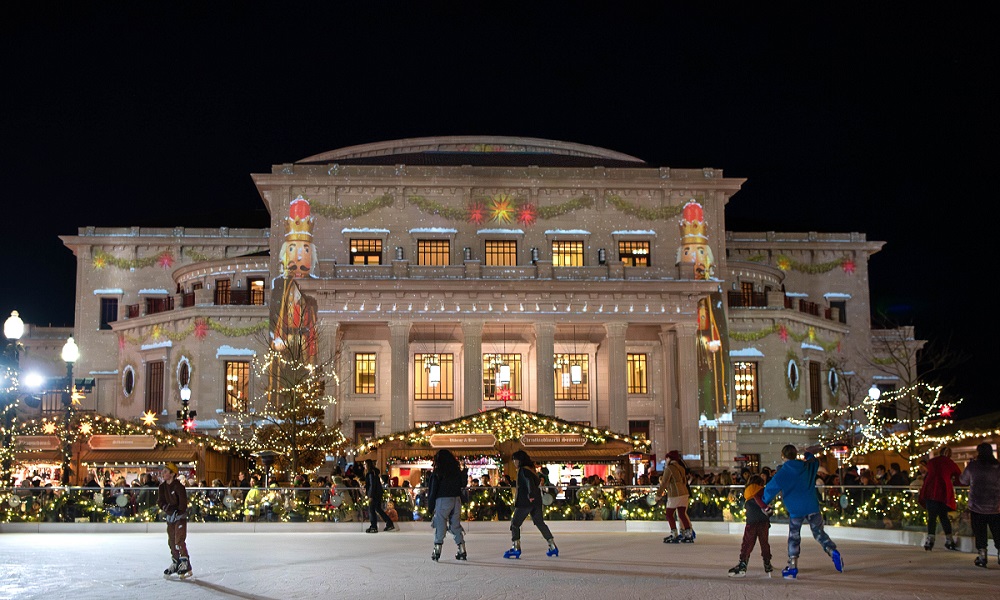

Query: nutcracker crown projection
left=273, top=196, right=319, bottom=361
left=279, top=195, right=317, bottom=278
left=676, top=200, right=715, bottom=280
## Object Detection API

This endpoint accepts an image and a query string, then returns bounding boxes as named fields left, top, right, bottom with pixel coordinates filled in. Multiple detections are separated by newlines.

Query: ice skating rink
left=1, top=521, right=996, bottom=600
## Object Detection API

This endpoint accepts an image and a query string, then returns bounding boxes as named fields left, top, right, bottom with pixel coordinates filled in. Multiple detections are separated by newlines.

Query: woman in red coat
left=919, top=446, right=961, bottom=551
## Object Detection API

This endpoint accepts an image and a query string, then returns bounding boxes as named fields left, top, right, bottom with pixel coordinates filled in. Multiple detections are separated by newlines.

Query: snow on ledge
left=93, top=288, right=123, bottom=295
left=217, top=345, right=256, bottom=358
left=730, top=347, right=764, bottom=357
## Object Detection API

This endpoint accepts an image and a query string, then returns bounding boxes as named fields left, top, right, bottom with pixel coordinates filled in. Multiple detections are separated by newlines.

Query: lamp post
left=177, top=385, right=197, bottom=432
left=59, top=337, right=80, bottom=485
left=2, top=310, right=25, bottom=486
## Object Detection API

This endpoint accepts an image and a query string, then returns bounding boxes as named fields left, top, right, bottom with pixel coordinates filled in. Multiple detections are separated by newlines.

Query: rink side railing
left=0, top=485, right=973, bottom=535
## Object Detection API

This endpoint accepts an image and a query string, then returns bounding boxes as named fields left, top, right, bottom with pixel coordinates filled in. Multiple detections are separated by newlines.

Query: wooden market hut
left=355, top=407, right=648, bottom=482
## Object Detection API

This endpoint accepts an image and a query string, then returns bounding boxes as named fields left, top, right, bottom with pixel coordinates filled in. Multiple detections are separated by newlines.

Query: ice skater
left=503, top=450, right=558, bottom=559
left=158, top=463, right=192, bottom=578
left=427, top=449, right=468, bottom=561
left=762, top=444, right=842, bottom=579
left=657, top=450, right=695, bottom=543
left=728, top=474, right=773, bottom=577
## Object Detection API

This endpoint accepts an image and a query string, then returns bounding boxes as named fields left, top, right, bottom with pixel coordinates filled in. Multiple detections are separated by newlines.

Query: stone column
left=388, top=320, right=412, bottom=432
left=657, top=326, right=677, bottom=460
left=534, top=322, right=556, bottom=415
left=605, top=321, right=629, bottom=433
left=671, top=321, right=701, bottom=461
left=462, top=320, right=485, bottom=414
left=321, top=321, right=340, bottom=426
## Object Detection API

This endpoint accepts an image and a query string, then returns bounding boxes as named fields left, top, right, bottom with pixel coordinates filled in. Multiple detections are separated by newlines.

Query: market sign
left=520, top=433, right=587, bottom=447
left=16, top=435, right=60, bottom=451
left=429, top=433, right=497, bottom=448
left=88, top=435, right=158, bottom=451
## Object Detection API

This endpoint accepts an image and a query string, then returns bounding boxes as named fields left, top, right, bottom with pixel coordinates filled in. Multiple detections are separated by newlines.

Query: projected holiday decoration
left=676, top=200, right=715, bottom=280
left=279, top=195, right=317, bottom=279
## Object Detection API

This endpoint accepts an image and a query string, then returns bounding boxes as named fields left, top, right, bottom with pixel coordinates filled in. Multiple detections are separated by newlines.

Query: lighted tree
left=220, top=328, right=348, bottom=477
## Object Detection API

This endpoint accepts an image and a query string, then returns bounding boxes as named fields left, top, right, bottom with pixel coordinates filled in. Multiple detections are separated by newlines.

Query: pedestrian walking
left=364, top=459, right=395, bottom=533
left=959, top=442, right=1000, bottom=568
left=503, top=449, right=558, bottom=559
left=427, top=449, right=468, bottom=561
left=762, top=444, right=843, bottom=579
left=158, top=463, right=192, bottom=578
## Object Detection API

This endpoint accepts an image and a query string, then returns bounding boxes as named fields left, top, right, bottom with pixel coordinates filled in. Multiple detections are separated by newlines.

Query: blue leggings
left=787, top=512, right=836, bottom=559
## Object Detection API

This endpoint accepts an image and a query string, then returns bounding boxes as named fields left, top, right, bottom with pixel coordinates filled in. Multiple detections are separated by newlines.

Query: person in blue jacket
left=762, top=444, right=843, bottom=579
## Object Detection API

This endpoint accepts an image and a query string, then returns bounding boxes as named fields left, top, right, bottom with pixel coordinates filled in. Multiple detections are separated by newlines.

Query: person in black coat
left=503, top=450, right=558, bottom=559
left=364, top=459, right=395, bottom=533
left=427, top=449, right=468, bottom=561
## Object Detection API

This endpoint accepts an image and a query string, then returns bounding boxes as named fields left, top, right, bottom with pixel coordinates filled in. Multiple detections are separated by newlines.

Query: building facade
left=47, top=136, right=908, bottom=470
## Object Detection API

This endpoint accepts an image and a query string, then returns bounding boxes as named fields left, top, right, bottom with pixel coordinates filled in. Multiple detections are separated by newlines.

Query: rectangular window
left=350, top=239, right=383, bottom=265
left=214, top=279, right=231, bottom=305
left=482, top=353, right=522, bottom=401
left=553, top=353, right=589, bottom=400
left=741, top=281, right=755, bottom=306
left=144, top=361, right=164, bottom=415
left=417, top=240, right=450, bottom=266
left=551, top=241, right=584, bottom=267
left=830, top=300, right=847, bottom=324
left=354, top=420, right=376, bottom=445
left=618, top=241, right=650, bottom=267
left=484, top=240, right=517, bottom=266
left=627, top=353, right=648, bottom=394
left=354, top=353, right=377, bottom=394
left=248, top=278, right=265, bottom=305
left=225, top=361, right=250, bottom=412
left=99, top=298, right=118, bottom=330
left=733, top=361, right=759, bottom=412
left=809, top=361, right=822, bottom=414
left=414, top=353, right=454, bottom=400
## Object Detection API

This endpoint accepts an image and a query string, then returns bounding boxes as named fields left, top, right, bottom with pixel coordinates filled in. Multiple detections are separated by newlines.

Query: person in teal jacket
left=762, top=444, right=843, bottom=579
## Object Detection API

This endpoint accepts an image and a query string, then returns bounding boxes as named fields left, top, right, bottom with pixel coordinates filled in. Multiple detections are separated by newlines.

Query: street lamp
left=59, top=337, right=79, bottom=485
left=868, top=384, right=881, bottom=402
left=178, top=385, right=197, bottom=432
left=2, top=310, right=25, bottom=486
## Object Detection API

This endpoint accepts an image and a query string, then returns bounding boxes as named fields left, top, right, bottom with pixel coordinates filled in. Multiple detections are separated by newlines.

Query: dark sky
left=2, top=4, right=993, bottom=415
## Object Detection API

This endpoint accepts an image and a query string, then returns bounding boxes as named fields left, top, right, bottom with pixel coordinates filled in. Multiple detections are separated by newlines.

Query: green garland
left=310, top=194, right=395, bottom=219
left=208, top=320, right=268, bottom=337
left=123, top=319, right=267, bottom=346
left=606, top=195, right=683, bottom=221
left=745, top=254, right=767, bottom=262
left=777, top=254, right=849, bottom=274
left=184, top=248, right=211, bottom=262
left=537, top=196, right=593, bottom=219
left=92, top=248, right=172, bottom=270
left=407, top=195, right=468, bottom=220
left=730, top=324, right=780, bottom=342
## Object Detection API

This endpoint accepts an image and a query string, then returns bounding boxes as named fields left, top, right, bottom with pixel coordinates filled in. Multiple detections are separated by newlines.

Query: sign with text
left=88, top=435, right=158, bottom=451
left=428, top=433, right=497, bottom=448
left=16, top=435, right=60, bottom=451
left=520, top=433, right=587, bottom=447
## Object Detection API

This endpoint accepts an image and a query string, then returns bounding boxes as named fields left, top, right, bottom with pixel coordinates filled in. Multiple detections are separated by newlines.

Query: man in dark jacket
left=158, top=463, right=192, bottom=578
left=364, top=459, right=395, bottom=533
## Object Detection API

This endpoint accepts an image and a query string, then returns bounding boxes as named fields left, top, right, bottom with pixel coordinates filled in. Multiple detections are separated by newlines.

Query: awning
left=14, top=451, right=62, bottom=463
left=80, top=448, right=199, bottom=466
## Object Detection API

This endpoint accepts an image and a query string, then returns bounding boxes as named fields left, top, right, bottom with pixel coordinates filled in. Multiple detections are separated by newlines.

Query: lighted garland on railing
left=606, top=195, right=684, bottom=221
left=309, top=194, right=395, bottom=220
left=92, top=249, right=175, bottom=270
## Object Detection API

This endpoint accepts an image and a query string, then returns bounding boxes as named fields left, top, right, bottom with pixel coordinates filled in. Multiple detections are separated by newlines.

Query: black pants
left=369, top=496, right=393, bottom=528
left=925, top=499, right=953, bottom=536
left=970, top=511, right=1000, bottom=550
left=510, top=503, right=552, bottom=542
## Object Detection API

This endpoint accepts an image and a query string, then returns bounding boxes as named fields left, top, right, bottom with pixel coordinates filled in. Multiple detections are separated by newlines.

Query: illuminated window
left=483, top=353, right=522, bottom=401
left=485, top=240, right=517, bottom=266
left=350, top=239, right=382, bottom=265
left=225, top=361, right=250, bottom=412
left=415, top=353, right=454, bottom=400
left=552, top=241, right=584, bottom=267
left=248, top=278, right=265, bottom=305
left=553, top=353, right=589, bottom=400
left=417, top=240, right=450, bottom=266
left=627, top=353, right=648, bottom=394
left=733, top=361, right=759, bottom=412
left=619, top=241, right=650, bottom=267
left=354, top=353, right=377, bottom=394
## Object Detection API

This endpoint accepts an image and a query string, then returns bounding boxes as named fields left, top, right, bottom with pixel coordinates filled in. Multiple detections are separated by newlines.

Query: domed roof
left=297, top=136, right=646, bottom=168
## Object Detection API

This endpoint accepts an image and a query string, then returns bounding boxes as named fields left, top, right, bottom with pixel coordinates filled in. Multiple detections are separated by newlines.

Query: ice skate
left=924, top=534, right=935, bottom=551
left=383, top=523, right=396, bottom=532
left=503, top=542, right=522, bottom=559
left=163, top=559, right=179, bottom=578
left=782, top=558, right=798, bottom=580
left=432, top=543, right=442, bottom=562
left=455, top=542, right=467, bottom=561
left=944, top=536, right=959, bottom=551
left=680, top=528, right=695, bottom=543
left=662, top=530, right=680, bottom=544
left=974, top=549, right=988, bottom=568
left=546, top=539, right=559, bottom=557
left=764, top=560, right=774, bottom=577
left=176, top=557, right=192, bottom=579
left=727, top=560, right=747, bottom=578
left=365, top=526, right=378, bottom=533
left=831, top=549, right=844, bottom=572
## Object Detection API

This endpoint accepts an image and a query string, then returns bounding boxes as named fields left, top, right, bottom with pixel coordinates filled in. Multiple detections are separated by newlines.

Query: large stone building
left=51, top=136, right=910, bottom=472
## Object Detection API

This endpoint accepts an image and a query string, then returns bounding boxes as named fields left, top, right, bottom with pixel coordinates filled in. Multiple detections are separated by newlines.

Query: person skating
left=158, top=463, right=192, bottom=579
left=728, top=474, right=773, bottom=577
left=958, top=442, right=1000, bottom=568
left=656, top=450, right=695, bottom=543
left=427, top=449, right=468, bottom=561
left=503, top=449, right=558, bottom=559
left=918, top=445, right=962, bottom=551
left=762, top=444, right=843, bottom=579
left=364, top=459, right=395, bottom=533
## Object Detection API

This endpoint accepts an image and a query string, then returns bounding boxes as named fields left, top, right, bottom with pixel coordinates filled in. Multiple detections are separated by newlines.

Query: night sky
left=2, top=5, right=992, bottom=416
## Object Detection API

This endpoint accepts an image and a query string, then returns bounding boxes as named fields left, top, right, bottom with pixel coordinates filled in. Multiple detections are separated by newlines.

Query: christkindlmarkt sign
left=520, top=433, right=587, bottom=447
left=87, top=435, right=158, bottom=450
left=429, top=433, right=497, bottom=448
left=16, top=435, right=60, bottom=451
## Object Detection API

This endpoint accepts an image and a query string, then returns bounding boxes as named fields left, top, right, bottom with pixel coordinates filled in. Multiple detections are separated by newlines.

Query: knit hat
left=666, top=450, right=682, bottom=462
left=164, top=463, right=178, bottom=475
